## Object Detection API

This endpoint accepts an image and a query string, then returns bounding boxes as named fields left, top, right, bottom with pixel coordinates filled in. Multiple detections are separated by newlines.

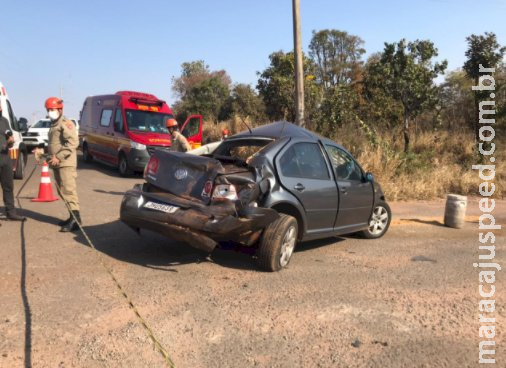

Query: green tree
left=257, top=51, right=319, bottom=122
left=306, top=29, right=366, bottom=136
left=362, top=53, right=403, bottom=141
left=227, top=84, right=266, bottom=123
left=494, top=65, right=506, bottom=130
left=313, top=86, right=361, bottom=138
left=309, top=29, right=365, bottom=89
left=365, top=39, right=447, bottom=152
left=172, top=60, right=209, bottom=97
left=463, top=32, right=505, bottom=143
left=439, top=70, right=474, bottom=131
left=171, top=60, right=231, bottom=122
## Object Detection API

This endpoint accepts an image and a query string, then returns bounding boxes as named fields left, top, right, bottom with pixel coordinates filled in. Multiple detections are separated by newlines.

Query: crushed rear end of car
left=120, top=150, right=279, bottom=252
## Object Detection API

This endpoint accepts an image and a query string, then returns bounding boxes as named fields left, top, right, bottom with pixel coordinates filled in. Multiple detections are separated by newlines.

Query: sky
left=1, top=0, right=505, bottom=123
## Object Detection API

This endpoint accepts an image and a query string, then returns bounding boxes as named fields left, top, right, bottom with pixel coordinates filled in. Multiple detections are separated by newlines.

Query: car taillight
left=212, top=184, right=238, bottom=200
left=201, top=180, right=213, bottom=198
left=144, top=156, right=159, bottom=178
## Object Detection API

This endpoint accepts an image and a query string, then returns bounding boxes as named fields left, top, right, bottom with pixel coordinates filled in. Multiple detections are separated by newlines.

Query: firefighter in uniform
left=0, top=104, right=26, bottom=223
left=166, top=118, right=191, bottom=152
left=45, top=97, right=81, bottom=232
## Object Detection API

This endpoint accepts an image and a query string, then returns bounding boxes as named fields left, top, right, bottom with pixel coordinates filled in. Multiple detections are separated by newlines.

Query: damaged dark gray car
left=120, top=122, right=391, bottom=271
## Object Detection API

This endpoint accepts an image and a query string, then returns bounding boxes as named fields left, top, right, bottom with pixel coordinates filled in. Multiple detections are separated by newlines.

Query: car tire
left=359, top=201, right=391, bottom=239
left=118, top=153, right=133, bottom=177
left=13, top=151, right=26, bottom=180
left=256, top=214, right=298, bottom=272
left=82, top=143, right=93, bottom=163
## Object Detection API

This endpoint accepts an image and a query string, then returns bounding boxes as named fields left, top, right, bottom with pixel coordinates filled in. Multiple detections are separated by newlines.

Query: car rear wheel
left=256, top=214, right=298, bottom=272
left=118, top=153, right=133, bottom=177
left=360, top=201, right=391, bottom=239
left=82, top=143, right=93, bottom=163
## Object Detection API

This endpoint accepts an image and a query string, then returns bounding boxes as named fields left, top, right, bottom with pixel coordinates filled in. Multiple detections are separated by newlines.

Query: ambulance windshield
left=126, top=110, right=173, bottom=133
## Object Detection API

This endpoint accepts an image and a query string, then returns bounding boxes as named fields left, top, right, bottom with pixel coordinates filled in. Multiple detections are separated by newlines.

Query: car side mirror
left=18, top=117, right=29, bottom=133
left=365, top=172, right=374, bottom=182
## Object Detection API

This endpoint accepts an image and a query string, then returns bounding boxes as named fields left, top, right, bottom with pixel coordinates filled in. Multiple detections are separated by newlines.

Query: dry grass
left=355, top=131, right=505, bottom=200
left=206, top=119, right=504, bottom=200
left=202, top=116, right=262, bottom=143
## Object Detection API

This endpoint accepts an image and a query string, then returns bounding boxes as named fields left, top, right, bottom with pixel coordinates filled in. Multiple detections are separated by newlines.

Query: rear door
left=181, top=114, right=203, bottom=149
left=324, top=145, right=373, bottom=232
left=276, top=140, right=338, bottom=234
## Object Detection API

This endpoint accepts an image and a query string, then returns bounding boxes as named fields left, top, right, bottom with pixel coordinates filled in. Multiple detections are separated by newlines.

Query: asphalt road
left=0, top=154, right=504, bottom=367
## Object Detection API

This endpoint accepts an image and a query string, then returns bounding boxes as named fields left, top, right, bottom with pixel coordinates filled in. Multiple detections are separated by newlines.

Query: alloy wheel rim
left=368, top=206, right=388, bottom=235
left=280, top=226, right=297, bottom=267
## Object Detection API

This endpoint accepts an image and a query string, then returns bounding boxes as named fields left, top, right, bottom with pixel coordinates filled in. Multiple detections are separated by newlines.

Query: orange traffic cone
left=32, top=162, right=59, bottom=202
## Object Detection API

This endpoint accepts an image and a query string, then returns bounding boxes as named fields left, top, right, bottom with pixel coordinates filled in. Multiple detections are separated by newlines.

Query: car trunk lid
left=145, top=150, right=252, bottom=204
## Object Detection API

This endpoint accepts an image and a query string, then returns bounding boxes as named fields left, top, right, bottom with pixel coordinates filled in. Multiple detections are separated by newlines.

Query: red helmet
left=166, top=118, right=178, bottom=128
left=222, top=128, right=229, bottom=136
left=45, top=97, right=63, bottom=109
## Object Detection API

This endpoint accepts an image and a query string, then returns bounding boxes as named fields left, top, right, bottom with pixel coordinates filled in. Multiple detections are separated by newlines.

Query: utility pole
left=292, top=0, right=305, bottom=127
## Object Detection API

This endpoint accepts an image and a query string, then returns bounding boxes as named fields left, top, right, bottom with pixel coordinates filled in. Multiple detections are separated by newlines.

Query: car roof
left=231, top=121, right=349, bottom=153
left=233, top=121, right=321, bottom=140
left=233, top=121, right=343, bottom=145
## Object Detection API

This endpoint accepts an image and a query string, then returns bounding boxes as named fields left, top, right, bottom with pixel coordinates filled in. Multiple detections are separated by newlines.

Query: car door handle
left=294, top=183, right=305, bottom=192
left=340, top=188, right=347, bottom=194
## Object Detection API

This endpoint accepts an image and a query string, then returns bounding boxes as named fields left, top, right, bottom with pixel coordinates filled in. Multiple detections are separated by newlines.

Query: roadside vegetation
left=172, top=31, right=505, bottom=200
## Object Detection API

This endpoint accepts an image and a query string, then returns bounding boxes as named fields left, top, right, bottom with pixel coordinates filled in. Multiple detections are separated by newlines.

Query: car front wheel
left=256, top=214, right=298, bottom=272
left=360, top=201, right=391, bottom=239
left=14, top=151, right=26, bottom=180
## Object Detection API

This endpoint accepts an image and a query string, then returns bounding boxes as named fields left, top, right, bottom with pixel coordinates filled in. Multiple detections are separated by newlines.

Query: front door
left=324, top=145, right=373, bottom=232
left=112, top=108, right=127, bottom=164
left=181, top=114, right=203, bottom=149
left=276, top=141, right=338, bottom=234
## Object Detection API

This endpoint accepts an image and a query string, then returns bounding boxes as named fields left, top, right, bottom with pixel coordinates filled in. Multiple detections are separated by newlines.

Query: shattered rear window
left=212, top=138, right=273, bottom=162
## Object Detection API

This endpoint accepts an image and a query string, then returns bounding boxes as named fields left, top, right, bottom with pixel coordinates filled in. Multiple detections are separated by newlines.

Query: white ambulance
left=0, top=81, right=27, bottom=179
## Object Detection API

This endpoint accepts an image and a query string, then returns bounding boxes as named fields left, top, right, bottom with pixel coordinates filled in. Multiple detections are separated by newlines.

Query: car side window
left=280, top=142, right=330, bottom=179
left=100, top=109, right=113, bottom=127
left=114, top=109, right=124, bottom=133
left=325, top=145, right=363, bottom=181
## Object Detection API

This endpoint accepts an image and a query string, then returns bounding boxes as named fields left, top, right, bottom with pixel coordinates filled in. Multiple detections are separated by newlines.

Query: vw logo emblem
left=174, top=168, right=188, bottom=180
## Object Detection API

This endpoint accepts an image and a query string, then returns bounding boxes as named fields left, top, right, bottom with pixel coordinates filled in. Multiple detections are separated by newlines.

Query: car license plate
left=143, top=201, right=179, bottom=214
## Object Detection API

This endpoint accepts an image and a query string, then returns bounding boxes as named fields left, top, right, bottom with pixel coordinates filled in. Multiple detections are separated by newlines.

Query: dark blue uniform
left=0, top=115, right=15, bottom=216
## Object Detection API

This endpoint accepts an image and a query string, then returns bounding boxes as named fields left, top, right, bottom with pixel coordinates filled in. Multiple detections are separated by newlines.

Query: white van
left=0, top=81, right=27, bottom=179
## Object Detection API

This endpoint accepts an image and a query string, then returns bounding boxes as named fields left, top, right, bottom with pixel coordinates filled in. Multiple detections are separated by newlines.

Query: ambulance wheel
left=118, top=153, right=133, bottom=177
left=82, top=143, right=93, bottom=163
